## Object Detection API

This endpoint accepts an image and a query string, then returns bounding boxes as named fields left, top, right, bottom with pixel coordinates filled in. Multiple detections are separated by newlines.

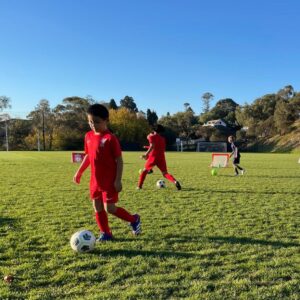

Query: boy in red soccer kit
left=137, top=124, right=181, bottom=190
left=73, top=104, right=141, bottom=241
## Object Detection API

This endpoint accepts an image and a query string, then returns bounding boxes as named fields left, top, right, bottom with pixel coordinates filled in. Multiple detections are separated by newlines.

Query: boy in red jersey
left=73, top=104, right=141, bottom=241
left=137, top=124, right=181, bottom=190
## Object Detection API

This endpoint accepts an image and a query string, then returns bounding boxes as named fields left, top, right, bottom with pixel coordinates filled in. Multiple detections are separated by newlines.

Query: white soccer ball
left=156, top=179, right=166, bottom=188
left=70, top=230, right=96, bottom=253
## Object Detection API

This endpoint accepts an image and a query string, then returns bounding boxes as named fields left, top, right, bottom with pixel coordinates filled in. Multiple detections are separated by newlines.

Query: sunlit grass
left=0, top=151, right=299, bottom=299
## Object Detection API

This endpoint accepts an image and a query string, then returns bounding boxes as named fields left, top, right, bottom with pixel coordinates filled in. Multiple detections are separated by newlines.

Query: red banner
left=71, top=153, right=85, bottom=163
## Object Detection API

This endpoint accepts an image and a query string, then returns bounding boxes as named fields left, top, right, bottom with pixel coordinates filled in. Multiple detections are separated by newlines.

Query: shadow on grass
left=248, top=175, right=300, bottom=179
left=183, top=187, right=300, bottom=196
left=207, top=236, right=299, bottom=248
left=0, top=217, right=17, bottom=237
left=90, top=248, right=196, bottom=258
left=179, top=187, right=204, bottom=192
left=0, top=217, right=16, bottom=227
left=206, top=173, right=300, bottom=179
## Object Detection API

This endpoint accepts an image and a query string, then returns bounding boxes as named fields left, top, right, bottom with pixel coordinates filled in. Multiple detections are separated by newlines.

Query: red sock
left=138, top=170, right=148, bottom=188
left=112, top=207, right=135, bottom=223
left=95, top=211, right=111, bottom=235
left=164, top=173, right=176, bottom=184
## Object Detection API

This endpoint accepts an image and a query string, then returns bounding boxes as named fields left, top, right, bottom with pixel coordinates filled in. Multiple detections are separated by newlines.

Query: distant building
left=203, top=119, right=227, bottom=127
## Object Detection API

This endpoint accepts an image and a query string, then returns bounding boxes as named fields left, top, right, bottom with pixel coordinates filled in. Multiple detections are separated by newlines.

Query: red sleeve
left=84, top=133, right=89, bottom=155
left=148, top=134, right=154, bottom=144
left=110, top=135, right=122, bottom=158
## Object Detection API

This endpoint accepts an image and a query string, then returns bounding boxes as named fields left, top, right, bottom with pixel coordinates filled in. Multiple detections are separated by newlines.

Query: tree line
left=0, top=85, right=299, bottom=151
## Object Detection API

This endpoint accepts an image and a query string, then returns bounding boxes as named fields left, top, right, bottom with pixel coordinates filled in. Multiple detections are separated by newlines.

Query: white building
left=203, top=119, right=227, bottom=127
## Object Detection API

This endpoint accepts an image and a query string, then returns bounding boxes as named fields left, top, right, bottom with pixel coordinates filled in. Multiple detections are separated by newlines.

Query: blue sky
left=0, top=0, right=300, bottom=118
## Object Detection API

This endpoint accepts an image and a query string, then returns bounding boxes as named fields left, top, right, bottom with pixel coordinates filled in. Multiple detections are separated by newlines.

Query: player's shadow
left=206, top=173, right=300, bottom=179
left=0, top=217, right=16, bottom=227
left=251, top=175, right=300, bottom=179
left=90, top=248, right=196, bottom=259
left=0, top=217, right=17, bottom=236
left=197, top=188, right=300, bottom=196
left=177, top=187, right=206, bottom=192
left=206, top=236, right=299, bottom=248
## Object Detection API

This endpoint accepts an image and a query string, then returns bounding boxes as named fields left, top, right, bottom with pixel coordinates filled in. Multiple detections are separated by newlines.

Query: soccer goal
left=210, top=153, right=230, bottom=168
left=196, top=141, right=227, bottom=152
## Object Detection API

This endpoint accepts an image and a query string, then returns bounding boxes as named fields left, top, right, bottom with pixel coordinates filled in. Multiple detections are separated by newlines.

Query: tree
left=109, top=108, right=150, bottom=146
left=120, top=96, right=138, bottom=112
left=108, top=99, right=118, bottom=110
left=0, top=96, right=11, bottom=111
left=146, top=109, right=158, bottom=126
left=290, top=93, right=300, bottom=118
left=235, top=93, right=279, bottom=137
left=136, top=110, right=146, bottom=119
left=27, top=99, right=52, bottom=150
left=184, top=103, right=190, bottom=111
left=277, top=85, right=294, bottom=100
left=160, top=110, right=198, bottom=140
left=200, top=98, right=239, bottom=127
left=51, top=97, right=92, bottom=150
left=274, top=100, right=295, bottom=135
left=8, top=119, right=32, bottom=150
left=201, top=92, right=214, bottom=114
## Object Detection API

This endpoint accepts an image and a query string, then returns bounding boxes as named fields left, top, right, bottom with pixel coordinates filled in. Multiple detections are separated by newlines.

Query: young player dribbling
left=73, top=104, right=141, bottom=241
left=137, top=124, right=181, bottom=190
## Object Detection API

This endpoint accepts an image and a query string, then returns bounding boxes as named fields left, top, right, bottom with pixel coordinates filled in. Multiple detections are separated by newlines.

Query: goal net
left=196, top=141, right=227, bottom=152
left=211, top=153, right=230, bottom=168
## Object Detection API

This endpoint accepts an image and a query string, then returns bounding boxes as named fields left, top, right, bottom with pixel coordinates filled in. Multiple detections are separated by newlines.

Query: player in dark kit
left=228, top=135, right=246, bottom=176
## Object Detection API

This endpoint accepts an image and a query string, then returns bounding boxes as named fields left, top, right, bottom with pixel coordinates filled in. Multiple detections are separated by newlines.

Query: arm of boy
left=73, top=154, right=90, bottom=184
left=114, top=155, right=123, bottom=192
left=229, top=144, right=234, bottom=158
left=141, top=143, right=154, bottom=160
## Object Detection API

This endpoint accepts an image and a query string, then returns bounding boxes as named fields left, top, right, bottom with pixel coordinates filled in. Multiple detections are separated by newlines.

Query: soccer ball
left=70, top=230, right=96, bottom=253
left=156, top=179, right=166, bottom=188
left=211, top=168, right=218, bottom=176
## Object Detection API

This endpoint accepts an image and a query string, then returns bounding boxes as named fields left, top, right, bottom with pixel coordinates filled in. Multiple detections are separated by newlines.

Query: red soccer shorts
left=145, top=157, right=167, bottom=173
left=90, top=187, right=118, bottom=203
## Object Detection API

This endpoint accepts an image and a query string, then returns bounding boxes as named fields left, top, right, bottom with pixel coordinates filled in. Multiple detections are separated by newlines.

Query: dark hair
left=228, top=135, right=235, bottom=140
left=152, top=124, right=165, bottom=133
left=87, top=104, right=109, bottom=120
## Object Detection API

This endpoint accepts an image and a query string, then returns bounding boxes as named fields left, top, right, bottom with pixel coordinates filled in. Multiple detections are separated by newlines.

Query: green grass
left=0, top=151, right=299, bottom=299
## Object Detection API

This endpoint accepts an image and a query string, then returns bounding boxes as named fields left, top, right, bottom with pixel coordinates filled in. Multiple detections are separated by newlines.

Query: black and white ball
left=70, top=230, right=96, bottom=252
left=156, top=179, right=166, bottom=188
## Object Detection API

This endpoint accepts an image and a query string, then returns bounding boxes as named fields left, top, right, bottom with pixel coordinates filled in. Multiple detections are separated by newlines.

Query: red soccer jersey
left=84, top=130, right=122, bottom=192
left=147, top=132, right=166, bottom=160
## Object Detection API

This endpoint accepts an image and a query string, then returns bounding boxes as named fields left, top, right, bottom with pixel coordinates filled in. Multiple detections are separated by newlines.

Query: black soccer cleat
left=175, top=181, right=181, bottom=190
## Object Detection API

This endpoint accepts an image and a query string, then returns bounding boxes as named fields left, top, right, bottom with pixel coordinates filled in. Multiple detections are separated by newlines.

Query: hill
left=246, top=120, right=300, bottom=153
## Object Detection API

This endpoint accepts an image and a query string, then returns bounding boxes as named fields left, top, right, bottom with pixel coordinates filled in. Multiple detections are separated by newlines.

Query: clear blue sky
left=1, top=0, right=300, bottom=118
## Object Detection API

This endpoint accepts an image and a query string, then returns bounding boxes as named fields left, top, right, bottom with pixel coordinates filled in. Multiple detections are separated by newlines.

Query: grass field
left=0, top=151, right=299, bottom=299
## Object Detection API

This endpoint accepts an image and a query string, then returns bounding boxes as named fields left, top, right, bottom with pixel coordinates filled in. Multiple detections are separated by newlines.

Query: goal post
left=211, top=153, right=230, bottom=168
